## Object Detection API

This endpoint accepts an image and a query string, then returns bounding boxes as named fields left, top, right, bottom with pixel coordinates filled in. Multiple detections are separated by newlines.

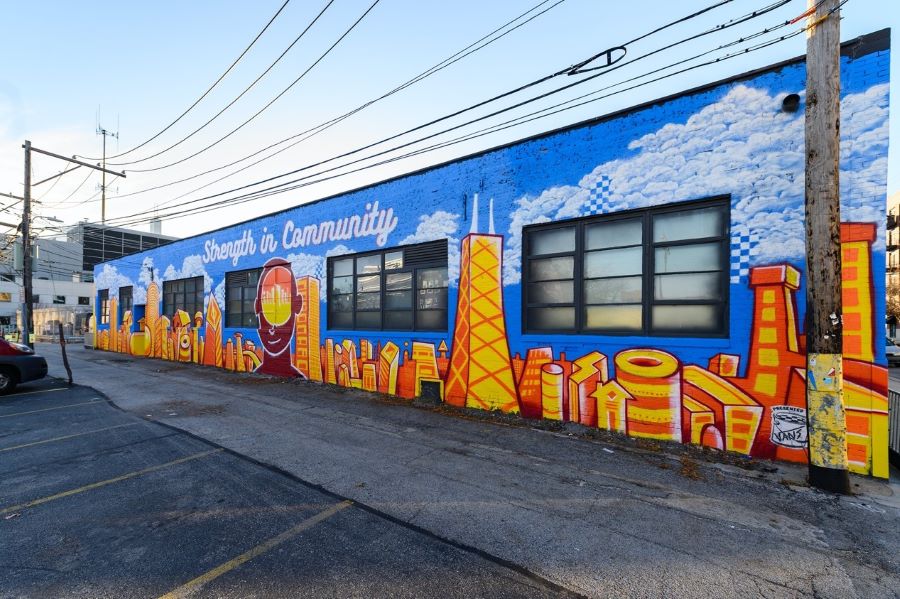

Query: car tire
left=0, top=367, right=17, bottom=395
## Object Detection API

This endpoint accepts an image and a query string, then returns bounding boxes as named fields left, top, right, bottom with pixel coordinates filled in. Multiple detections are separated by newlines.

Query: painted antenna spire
left=470, top=193, right=479, bottom=234
left=488, top=197, right=495, bottom=235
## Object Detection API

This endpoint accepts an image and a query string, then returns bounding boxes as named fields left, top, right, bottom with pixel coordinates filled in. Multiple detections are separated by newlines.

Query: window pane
left=652, top=304, right=721, bottom=333
left=227, top=286, right=242, bottom=301
left=356, top=254, right=381, bottom=274
left=527, top=307, right=575, bottom=330
left=527, top=281, right=574, bottom=304
left=330, top=311, right=353, bottom=328
left=654, top=243, right=722, bottom=273
left=529, top=256, right=573, bottom=281
left=417, top=268, right=448, bottom=289
left=331, top=294, right=353, bottom=312
left=384, top=311, right=413, bottom=329
left=585, top=276, right=642, bottom=304
left=332, top=276, right=353, bottom=295
left=386, top=272, right=412, bottom=290
left=653, top=206, right=725, bottom=242
left=357, top=275, right=381, bottom=293
left=529, top=227, right=575, bottom=255
left=357, top=292, right=381, bottom=310
left=228, top=300, right=242, bottom=316
left=385, top=289, right=412, bottom=309
left=243, top=313, right=257, bottom=328
left=333, top=258, right=353, bottom=277
left=585, top=218, right=642, bottom=250
left=356, top=311, right=380, bottom=329
left=417, top=287, right=447, bottom=310
left=385, top=251, right=404, bottom=270
left=584, top=247, right=642, bottom=278
left=654, top=273, right=721, bottom=301
left=417, top=310, right=447, bottom=330
left=585, top=305, right=642, bottom=331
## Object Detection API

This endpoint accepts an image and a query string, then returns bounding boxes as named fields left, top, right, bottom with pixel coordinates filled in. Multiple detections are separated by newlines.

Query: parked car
left=886, top=338, right=900, bottom=367
left=0, top=338, right=47, bottom=394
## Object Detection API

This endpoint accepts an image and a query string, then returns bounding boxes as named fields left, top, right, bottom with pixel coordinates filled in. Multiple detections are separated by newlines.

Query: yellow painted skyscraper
left=295, top=276, right=323, bottom=381
left=446, top=195, right=519, bottom=413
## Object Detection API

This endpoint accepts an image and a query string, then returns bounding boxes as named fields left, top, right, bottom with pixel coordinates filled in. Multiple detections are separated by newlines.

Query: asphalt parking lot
left=0, top=378, right=566, bottom=598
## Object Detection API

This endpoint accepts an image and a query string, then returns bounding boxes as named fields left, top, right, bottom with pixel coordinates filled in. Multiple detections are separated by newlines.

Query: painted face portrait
left=255, top=259, right=302, bottom=360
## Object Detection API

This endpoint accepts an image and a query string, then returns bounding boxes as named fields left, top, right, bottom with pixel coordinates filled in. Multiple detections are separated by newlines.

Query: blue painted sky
left=0, top=0, right=895, bottom=239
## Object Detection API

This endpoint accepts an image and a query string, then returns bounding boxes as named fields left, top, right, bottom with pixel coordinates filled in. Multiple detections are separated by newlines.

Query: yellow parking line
left=0, top=423, right=139, bottom=452
left=159, top=500, right=353, bottom=599
left=7, top=387, right=69, bottom=397
left=0, top=449, right=222, bottom=515
left=0, top=399, right=103, bottom=418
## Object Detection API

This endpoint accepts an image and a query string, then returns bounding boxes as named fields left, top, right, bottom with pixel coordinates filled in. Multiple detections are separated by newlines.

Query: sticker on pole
left=771, top=406, right=808, bottom=448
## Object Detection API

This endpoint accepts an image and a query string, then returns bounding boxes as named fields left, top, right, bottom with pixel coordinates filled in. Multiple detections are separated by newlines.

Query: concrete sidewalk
left=38, top=342, right=900, bottom=598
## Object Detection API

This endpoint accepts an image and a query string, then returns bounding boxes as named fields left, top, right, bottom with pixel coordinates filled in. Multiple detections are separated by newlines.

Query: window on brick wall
left=225, top=268, right=261, bottom=328
left=522, top=197, right=729, bottom=336
left=327, top=240, right=448, bottom=331
left=162, top=276, right=204, bottom=319
left=99, top=289, right=109, bottom=324
left=119, top=286, right=133, bottom=314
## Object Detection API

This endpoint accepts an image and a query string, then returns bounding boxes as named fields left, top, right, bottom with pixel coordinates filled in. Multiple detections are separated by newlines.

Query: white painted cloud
left=503, top=82, right=890, bottom=284
left=400, top=210, right=461, bottom=286
left=94, top=264, right=135, bottom=300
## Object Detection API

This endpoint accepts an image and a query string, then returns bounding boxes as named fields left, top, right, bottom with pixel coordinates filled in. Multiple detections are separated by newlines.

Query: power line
left=104, top=0, right=333, bottom=167
left=124, top=0, right=383, bottom=174
left=102, top=0, right=786, bottom=227
left=101, top=0, right=568, bottom=204
left=105, top=13, right=813, bottom=230
left=40, top=170, right=95, bottom=208
left=77, top=0, right=292, bottom=162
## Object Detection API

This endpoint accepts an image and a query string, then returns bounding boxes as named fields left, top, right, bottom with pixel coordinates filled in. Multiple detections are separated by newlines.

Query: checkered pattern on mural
left=584, top=175, right=611, bottom=215
left=730, top=226, right=759, bottom=284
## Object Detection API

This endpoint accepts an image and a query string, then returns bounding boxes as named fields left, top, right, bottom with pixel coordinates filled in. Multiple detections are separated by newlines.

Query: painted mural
left=93, top=35, right=891, bottom=478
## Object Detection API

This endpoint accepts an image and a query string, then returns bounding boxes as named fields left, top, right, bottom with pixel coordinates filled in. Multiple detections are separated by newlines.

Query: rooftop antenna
left=96, top=118, right=119, bottom=225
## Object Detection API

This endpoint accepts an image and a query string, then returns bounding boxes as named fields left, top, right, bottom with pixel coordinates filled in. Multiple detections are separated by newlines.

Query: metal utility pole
left=19, top=141, right=125, bottom=349
left=97, top=126, right=118, bottom=225
left=804, top=0, right=849, bottom=493
left=22, top=141, right=32, bottom=347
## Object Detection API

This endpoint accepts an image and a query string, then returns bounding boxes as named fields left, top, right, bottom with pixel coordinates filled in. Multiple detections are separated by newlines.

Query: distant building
left=66, top=223, right=176, bottom=275
left=887, top=192, right=899, bottom=336
left=0, top=224, right=177, bottom=338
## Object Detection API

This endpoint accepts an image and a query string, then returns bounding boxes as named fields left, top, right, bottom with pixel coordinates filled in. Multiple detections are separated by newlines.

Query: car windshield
left=887, top=338, right=898, bottom=347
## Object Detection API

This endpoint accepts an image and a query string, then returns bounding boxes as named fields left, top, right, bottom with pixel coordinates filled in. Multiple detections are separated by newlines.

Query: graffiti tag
left=770, top=406, right=808, bottom=448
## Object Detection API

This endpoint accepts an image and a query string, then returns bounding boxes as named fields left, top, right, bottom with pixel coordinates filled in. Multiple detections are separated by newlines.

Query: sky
left=0, top=0, right=896, bottom=241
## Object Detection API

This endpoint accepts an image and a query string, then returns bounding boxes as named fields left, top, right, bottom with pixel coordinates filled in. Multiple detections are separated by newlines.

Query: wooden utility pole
left=804, top=0, right=849, bottom=493
left=22, top=141, right=33, bottom=348
left=19, top=142, right=125, bottom=350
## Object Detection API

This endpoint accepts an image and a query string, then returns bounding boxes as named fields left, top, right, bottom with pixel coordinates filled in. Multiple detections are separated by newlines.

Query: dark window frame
left=99, top=289, right=109, bottom=324
left=119, top=286, right=133, bottom=315
left=78, top=296, right=90, bottom=306
left=522, top=196, right=730, bottom=337
left=225, top=267, right=261, bottom=328
left=52, top=295, right=66, bottom=305
left=326, top=240, right=449, bottom=332
left=162, top=276, right=204, bottom=320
